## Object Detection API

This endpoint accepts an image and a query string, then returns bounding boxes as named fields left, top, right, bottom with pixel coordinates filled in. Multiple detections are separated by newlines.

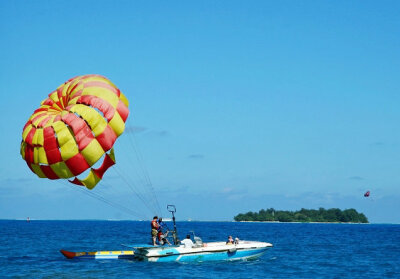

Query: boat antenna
left=167, top=205, right=179, bottom=245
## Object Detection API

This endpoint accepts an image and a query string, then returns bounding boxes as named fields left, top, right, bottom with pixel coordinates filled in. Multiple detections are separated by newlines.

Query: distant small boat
left=27, top=217, right=30, bottom=222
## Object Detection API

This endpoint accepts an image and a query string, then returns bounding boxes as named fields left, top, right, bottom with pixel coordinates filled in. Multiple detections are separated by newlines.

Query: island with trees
left=234, top=208, right=368, bottom=223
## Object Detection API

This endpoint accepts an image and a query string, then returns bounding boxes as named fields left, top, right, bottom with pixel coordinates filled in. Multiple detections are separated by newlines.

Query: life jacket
left=151, top=220, right=159, bottom=230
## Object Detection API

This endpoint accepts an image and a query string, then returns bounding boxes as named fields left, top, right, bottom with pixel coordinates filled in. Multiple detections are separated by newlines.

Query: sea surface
left=0, top=220, right=399, bottom=278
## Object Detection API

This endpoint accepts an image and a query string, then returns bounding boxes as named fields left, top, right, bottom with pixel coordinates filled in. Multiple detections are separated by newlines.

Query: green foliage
left=233, top=208, right=368, bottom=223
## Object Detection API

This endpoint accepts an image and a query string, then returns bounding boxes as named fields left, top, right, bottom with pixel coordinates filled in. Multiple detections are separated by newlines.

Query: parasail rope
left=126, top=131, right=162, bottom=216
left=56, top=180, right=148, bottom=220
left=112, top=164, right=158, bottom=215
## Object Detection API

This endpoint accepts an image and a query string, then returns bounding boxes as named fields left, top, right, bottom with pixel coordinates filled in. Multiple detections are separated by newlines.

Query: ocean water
left=0, top=220, right=399, bottom=278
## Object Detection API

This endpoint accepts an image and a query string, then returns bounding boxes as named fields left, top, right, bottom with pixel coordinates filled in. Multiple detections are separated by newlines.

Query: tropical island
left=234, top=208, right=368, bottom=223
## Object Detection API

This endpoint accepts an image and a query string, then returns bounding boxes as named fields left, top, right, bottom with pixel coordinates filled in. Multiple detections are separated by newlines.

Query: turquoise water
left=1, top=220, right=399, bottom=278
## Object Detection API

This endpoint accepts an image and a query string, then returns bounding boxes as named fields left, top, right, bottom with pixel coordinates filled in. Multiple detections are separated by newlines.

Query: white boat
left=60, top=205, right=273, bottom=262
left=136, top=205, right=273, bottom=262
left=134, top=240, right=273, bottom=262
left=60, top=240, right=272, bottom=262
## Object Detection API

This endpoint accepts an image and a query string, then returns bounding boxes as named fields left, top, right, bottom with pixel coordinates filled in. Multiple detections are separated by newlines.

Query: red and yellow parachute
left=20, top=75, right=129, bottom=189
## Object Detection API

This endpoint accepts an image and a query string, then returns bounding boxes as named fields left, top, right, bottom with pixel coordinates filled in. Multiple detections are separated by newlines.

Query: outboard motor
left=191, top=231, right=203, bottom=247
left=194, top=236, right=203, bottom=246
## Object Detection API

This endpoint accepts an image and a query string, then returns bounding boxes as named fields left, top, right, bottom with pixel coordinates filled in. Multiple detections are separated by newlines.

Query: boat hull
left=144, top=247, right=269, bottom=262
left=60, top=241, right=273, bottom=262
left=135, top=241, right=273, bottom=262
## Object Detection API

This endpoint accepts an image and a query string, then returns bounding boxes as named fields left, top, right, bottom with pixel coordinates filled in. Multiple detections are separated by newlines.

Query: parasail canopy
left=20, top=74, right=129, bottom=189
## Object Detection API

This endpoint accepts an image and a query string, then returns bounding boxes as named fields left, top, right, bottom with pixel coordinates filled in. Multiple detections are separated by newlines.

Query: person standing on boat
left=180, top=234, right=194, bottom=248
left=151, top=216, right=159, bottom=246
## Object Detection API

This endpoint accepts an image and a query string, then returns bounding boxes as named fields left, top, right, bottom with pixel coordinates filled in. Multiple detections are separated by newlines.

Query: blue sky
left=0, top=1, right=399, bottom=222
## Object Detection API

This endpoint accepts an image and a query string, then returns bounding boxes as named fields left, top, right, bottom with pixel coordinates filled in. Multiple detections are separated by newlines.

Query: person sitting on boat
left=158, top=231, right=171, bottom=245
left=234, top=237, right=239, bottom=244
left=151, top=216, right=160, bottom=246
left=157, top=218, right=171, bottom=245
left=180, top=234, right=194, bottom=248
left=226, top=236, right=234, bottom=245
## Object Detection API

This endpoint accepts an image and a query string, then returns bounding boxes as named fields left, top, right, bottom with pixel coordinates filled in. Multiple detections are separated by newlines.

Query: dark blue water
left=1, top=221, right=399, bottom=278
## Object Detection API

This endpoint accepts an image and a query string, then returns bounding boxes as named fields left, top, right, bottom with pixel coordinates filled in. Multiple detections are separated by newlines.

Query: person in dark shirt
left=157, top=218, right=171, bottom=245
